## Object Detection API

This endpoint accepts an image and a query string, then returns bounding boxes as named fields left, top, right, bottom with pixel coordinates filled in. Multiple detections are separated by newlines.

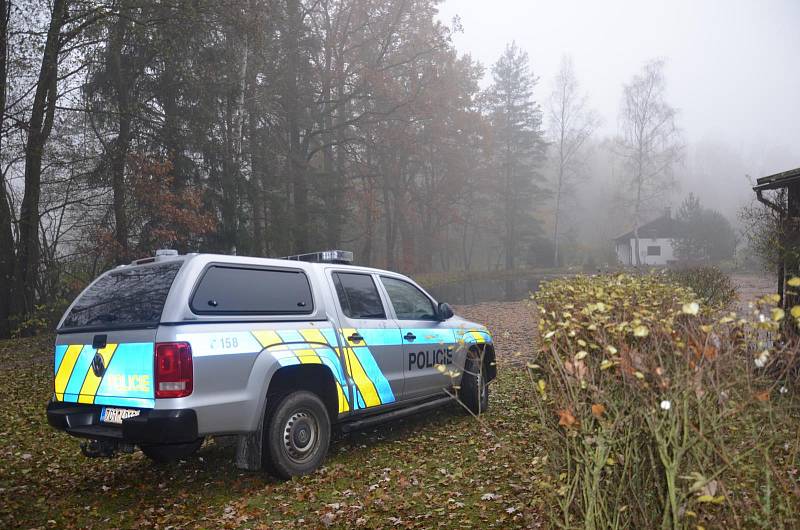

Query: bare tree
left=547, top=55, right=598, bottom=266
left=0, top=0, right=12, bottom=336
left=13, top=0, right=70, bottom=318
left=614, top=59, right=682, bottom=266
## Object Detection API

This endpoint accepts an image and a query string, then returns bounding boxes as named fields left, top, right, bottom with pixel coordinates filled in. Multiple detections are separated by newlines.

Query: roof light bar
left=282, top=250, right=354, bottom=264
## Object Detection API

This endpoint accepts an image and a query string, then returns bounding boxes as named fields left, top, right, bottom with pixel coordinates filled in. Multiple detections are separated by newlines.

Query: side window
left=191, top=266, right=313, bottom=314
left=333, top=272, right=386, bottom=319
left=381, top=276, right=436, bottom=321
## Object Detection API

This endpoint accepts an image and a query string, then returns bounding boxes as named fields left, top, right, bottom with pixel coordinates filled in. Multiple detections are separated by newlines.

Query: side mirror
left=437, top=302, right=454, bottom=321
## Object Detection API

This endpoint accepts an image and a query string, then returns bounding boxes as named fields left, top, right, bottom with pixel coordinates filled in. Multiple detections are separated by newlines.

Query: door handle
left=404, top=332, right=416, bottom=341
left=348, top=332, right=363, bottom=343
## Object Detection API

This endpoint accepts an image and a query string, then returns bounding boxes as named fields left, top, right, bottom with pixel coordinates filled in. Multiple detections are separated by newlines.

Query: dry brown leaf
left=573, top=360, right=588, bottom=380
left=557, top=408, right=578, bottom=428
left=564, top=360, right=574, bottom=376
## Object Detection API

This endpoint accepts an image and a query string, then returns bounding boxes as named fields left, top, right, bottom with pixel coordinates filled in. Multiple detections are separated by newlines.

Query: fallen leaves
left=557, top=408, right=578, bottom=429
left=0, top=331, right=547, bottom=529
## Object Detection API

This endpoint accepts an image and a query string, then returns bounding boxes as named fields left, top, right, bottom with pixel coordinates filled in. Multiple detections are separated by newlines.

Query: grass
left=4, top=276, right=800, bottom=528
left=0, top=335, right=545, bottom=529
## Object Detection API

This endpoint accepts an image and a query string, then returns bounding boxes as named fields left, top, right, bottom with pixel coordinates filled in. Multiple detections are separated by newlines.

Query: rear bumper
left=46, top=400, right=198, bottom=445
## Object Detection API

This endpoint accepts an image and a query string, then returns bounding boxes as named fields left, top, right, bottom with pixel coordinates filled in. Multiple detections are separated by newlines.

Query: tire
left=262, top=390, right=331, bottom=479
left=140, top=438, right=204, bottom=463
left=459, top=356, right=489, bottom=415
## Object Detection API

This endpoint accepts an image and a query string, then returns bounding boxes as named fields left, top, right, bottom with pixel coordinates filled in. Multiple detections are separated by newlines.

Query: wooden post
left=784, top=182, right=800, bottom=310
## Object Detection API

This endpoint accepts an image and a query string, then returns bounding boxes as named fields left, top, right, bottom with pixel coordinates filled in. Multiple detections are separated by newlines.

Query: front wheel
left=262, top=390, right=331, bottom=479
left=140, top=438, right=204, bottom=463
left=459, top=357, right=489, bottom=415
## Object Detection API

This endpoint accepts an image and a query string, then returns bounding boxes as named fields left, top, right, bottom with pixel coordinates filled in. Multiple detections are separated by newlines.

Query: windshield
left=60, top=261, right=183, bottom=331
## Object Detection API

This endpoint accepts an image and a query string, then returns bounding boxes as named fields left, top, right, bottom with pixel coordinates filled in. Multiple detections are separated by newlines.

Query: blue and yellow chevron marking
left=341, top=345, right=381, bottom=407
left=250, top=327, right=397, bottom=413
left=54, top=344, right=83, bottom=402
left=78, top=343, right=118, bottom=404
left=338, top=328, right=396, bottom=409
left=53, top=326, right=412, bottom=413
left=54, top=342, right=155, bottom=408
left=251, top=328, right=353, bottom=414
left=351, top=346, right=394, bottom=404
left=457, top=329, right=493, bottom=345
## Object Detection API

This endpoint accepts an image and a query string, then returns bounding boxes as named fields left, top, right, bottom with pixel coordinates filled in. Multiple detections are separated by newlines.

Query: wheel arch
left=247, top=340, right=347, bottom=432
left=460, top=330, right=496, bottom=382
left=265, top=364, right=340, bottom=421
left=468, top=343, right=497, bottom=382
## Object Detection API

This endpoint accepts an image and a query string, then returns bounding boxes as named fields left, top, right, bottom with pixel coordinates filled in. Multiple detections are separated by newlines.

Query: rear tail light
left=155, top=342, right=193, bottom=398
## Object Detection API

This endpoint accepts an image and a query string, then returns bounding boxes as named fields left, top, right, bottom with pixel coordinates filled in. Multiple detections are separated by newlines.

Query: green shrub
left=667, top=266, right=737, bottom=308
left=530, top=273, right=797, bottom=529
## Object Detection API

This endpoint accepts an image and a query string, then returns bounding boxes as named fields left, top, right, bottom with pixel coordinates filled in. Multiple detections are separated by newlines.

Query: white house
left=614, top=209, right=676, bottom=266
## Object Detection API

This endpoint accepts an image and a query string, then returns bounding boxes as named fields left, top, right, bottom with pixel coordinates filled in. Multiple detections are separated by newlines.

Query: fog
left=3, top=0, right=798, bottom=334
left=438, top=0, right=800, bottom=220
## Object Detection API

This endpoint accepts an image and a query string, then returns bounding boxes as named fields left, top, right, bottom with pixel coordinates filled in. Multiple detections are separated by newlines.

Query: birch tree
left=615, top=59, right=682, bottom=266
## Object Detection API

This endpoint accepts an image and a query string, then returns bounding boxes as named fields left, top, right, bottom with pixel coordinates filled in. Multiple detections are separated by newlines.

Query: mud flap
left=235, top=417, right=263, bottom=471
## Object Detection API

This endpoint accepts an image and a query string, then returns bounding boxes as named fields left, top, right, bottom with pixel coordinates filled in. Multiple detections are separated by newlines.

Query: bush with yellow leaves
left=530, top=272, right=799, bottom=530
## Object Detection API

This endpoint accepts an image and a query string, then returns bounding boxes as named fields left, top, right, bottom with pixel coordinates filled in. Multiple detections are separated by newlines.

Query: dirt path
left=732, top=273, right=774, bottom=309
left=454, top=300, right=539, bottom=366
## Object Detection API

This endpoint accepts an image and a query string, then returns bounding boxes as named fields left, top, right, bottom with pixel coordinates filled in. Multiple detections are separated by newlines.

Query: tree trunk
left=320, top=9, right=339, bottom=248
left=221, top=29, right=248, bottom=253
left=553, top=135, right=565, bottom=267
left=361, top=176, right=375, bottom=266
left=13, top=0, right=67, bottom=321
left=504, top=147, right=515, bottom=271
left=285, top=0, right=308, bottom=253
left=108, top=11, right=131, bottom=264
left=0, top=0, right=13, bottom=337
left=247, top=79, right=265, bottom=256
left=552, top=178, right=561, bottom=267
left=382, top=156, right=397, bottom=269
left=633, top=156, right=643, bottom=266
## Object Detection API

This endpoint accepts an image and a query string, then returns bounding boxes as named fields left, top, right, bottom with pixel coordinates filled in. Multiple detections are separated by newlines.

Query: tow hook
left=80, top=439, right=134, bottom=458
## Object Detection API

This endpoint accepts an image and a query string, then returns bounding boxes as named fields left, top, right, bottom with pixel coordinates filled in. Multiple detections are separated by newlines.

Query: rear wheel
left=140, top=438, right=204, bottom=463
left=459, top=356, right=489, bottom=415
left=262, top=390, right=330, bottom=479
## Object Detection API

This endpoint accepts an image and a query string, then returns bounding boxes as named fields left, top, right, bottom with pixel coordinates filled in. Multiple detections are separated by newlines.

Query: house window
left=647, top=245, right=661, bottom=256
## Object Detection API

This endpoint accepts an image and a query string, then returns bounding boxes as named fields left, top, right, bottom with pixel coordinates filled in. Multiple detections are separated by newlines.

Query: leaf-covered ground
left=4, top=277, right=791, bottom=528
left=0, top=301, right=545, bottom=530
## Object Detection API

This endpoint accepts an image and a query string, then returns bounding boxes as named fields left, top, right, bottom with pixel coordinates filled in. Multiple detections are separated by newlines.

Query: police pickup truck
left=46, top=250, right=495, bottom=478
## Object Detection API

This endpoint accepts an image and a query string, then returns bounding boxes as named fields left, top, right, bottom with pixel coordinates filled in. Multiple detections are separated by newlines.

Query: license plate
left=100, top=407, right=140, bottom=424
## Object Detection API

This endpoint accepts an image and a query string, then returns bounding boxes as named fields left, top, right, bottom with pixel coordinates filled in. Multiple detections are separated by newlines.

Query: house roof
left=753, top=167, right=800, bottom=191
left=614, top=212, right=676, bottom=242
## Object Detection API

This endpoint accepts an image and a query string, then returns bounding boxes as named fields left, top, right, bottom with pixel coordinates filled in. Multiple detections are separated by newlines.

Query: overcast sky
left=437, top=0, right=800, bottom=177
